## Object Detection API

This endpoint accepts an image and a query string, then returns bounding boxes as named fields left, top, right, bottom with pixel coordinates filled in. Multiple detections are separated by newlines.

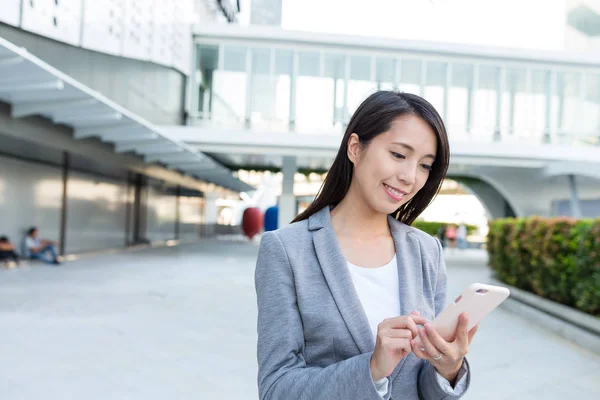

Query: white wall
left=1, top=0, right=194, bottom=75
left=0, top=155, right=62, bottom=253
left=0, top=0, right=22, bottom=26
left=21, top=0, right=83, bottom=46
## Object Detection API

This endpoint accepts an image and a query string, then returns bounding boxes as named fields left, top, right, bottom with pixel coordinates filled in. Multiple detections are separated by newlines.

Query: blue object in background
left=264, top=206, right=279, bottom=232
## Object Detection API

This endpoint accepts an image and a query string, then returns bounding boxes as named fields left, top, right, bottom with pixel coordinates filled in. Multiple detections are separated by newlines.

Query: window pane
left=530, top=70, right=549, bottom=140
left=299, top=52, right=320, bottom=77
left=448, top=63, right=473, bottom=137
left=376, top=57, right=396, bottom=82
left=324, top=53, right=345, bottom=79
left=424, top=61, right=446, bottom=117
left=473, top=65, right=499, bottom=138
left=584, top=73, right=600, bottom=136
left=400, top=59, right=421, bottom=94
left=198, top=45, right=218, bottom=70
left=350, top=56, right=371, bottom=81
left=252, top=48, right=270, bottom=75
left=296, top=77, right=334, bottom=132
left=275, top=49, right=293, bottom=75
left=555, top=72, right=581, bottom=135
left=502, top=68, right=527, bottom=136
left=223, top=46, right=246, bottom=72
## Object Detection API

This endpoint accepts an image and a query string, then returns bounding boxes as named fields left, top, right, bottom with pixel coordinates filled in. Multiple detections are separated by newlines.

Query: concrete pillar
left=204, top=192, right=219, bottom=235
left=567, top=174, right=582, bottom=218
left=279, top=156, right=297, bottom=226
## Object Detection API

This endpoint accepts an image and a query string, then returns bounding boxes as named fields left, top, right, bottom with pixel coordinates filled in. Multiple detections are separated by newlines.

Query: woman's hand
left=370, top=311, right=429, bottom=381
left=410, top=313, right=479, bottom=384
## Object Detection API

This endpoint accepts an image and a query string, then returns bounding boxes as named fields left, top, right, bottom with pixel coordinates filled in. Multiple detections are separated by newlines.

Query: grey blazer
left=255, top=207, right=470, bottom=400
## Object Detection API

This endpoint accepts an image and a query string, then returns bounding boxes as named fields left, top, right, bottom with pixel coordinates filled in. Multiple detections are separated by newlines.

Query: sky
left=280, top=0, right=567, bottom=50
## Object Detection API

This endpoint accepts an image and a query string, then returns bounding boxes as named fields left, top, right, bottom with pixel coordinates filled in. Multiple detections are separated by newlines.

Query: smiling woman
left=255, top=91, right=476, bottom=400
left=293, top=91, right=449, bottom=225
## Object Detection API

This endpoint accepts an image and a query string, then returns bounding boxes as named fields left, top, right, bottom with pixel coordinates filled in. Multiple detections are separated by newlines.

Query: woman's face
left=348, top=114, right=438, bottom=215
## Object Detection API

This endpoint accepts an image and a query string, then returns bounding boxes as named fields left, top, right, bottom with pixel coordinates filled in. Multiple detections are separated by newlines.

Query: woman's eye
left=391, top=152, right=405, bottom=159
left=421, top=164, right=433, bottom=171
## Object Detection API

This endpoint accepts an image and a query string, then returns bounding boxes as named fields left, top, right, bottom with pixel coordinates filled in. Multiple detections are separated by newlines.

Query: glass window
left=554, top=72, right=581, bottom=135
left=400, top=59, right=421, bottom=94
left=198, top=45, right=218, bottom=70
left=350, top=56, right=371, bottom=81
left=447, top=63, right=473, bottom=138
left=502, top=68, right=527, bottom=137
left=296, top=77, right=335, bottom=133
left=376, top=57, right=396, bottom=83
left=584, top=73, right=600, bottom=136
left=324, top=53, right=345, bottom=79
left=424, top=61, right=446, bottom=118
left=299, top=52, right=320, bottom=77
left=473, top=65, right=499, bottom=138
left=275, top=49, right=293, bottom=75
left=223, top=46, right=246, bottom=72
left=530, top=70, right=549, bottom=140
left=252, top=48, right=270, bottom=75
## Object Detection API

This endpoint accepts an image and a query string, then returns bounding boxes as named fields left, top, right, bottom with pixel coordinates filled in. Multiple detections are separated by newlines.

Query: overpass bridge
left=159, top=23, right=600, bottom=224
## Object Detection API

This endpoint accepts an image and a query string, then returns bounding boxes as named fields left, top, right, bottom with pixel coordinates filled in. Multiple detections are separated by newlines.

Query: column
left=204, top=192, right=220, bottom=236
left=568, top=174, right=582, bottom=218
left=279, top=156, right=297, bottom=226
left=289, top=52, right=298, bottom=131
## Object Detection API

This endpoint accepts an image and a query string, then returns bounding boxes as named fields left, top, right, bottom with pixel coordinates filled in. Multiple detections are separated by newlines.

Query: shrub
left=487, top=217, right=600, bottom=316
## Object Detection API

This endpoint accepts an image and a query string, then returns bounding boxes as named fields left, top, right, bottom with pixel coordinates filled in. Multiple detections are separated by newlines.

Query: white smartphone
left=416, top=283, right=510, bottom=345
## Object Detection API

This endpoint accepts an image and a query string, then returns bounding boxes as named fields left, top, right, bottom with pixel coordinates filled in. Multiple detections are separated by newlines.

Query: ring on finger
left=433, top=353, right=443, bottom=361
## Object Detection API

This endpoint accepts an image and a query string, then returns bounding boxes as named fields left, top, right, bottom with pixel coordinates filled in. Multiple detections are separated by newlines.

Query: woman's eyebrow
left=391, top=142, right=436, bottom=160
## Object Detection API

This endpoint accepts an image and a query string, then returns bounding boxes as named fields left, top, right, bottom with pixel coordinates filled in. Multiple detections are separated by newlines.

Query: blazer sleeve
left=417, top=238, right=471, bottom=399
left=255, top=231, right=390, bottom=400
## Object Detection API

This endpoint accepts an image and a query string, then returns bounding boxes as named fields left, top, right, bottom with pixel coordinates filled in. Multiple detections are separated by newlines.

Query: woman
left=255, top=91, right=478, bottom=399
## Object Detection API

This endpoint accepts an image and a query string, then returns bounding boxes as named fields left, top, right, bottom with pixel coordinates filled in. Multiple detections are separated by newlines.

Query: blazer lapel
left=388, top=215, right=426, bottom=382
left=310, top=207, right=374, bottom=355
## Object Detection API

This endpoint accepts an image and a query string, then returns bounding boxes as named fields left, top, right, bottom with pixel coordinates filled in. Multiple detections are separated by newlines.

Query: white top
left=347, top=255, right=400, bottom=343
left=347, top=255, right=468, bottom=397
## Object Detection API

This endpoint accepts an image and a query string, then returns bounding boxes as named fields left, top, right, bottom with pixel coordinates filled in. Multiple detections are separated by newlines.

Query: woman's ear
left=347, top=133, right=361, bottom=164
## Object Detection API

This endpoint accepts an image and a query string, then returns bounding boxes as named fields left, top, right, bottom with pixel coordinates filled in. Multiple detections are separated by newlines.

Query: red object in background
left=242, top=207, right=263, bottom=240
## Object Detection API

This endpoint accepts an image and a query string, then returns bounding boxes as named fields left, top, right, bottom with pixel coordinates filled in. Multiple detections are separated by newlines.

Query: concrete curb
left=490, top=278, right=600, bottom=354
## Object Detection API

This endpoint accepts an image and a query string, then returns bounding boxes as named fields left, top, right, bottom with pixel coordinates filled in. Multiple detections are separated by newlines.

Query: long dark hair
left=292, top=91, right=450, bottom=225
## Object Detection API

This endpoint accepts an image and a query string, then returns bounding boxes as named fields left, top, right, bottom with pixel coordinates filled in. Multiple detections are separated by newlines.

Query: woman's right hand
left=370, top=311, right=430, bottom=381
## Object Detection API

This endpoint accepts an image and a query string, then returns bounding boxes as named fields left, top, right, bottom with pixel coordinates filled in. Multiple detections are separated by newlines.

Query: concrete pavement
left=1, top=238, right=599, bottom=399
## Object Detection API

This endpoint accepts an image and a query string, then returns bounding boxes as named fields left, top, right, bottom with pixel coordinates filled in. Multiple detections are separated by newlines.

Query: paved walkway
left=1, top=238, right=599, bottom=399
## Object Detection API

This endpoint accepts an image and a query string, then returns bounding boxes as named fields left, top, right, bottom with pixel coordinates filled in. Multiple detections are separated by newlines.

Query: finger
left=468, top=324, right=479, bottom=344
left=411, top=310, right=420, bottom=316
left=381, top=337, right=412, bottom=353
left=418, top=328, right=441, bottom=360
left=378, top=315, right=427, bottom=338
left=408, top=315, right=430, bottom=326
left=456, top=313, right=470, bottom=348
left=423, top=323, right=451, bottom=354
left=410, top=339, right=429, bottom=359
left=384, top=329, right=414, bottom=340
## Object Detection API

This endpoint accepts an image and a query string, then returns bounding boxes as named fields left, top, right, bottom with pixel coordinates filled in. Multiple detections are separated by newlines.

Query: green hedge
left=488, top=217, right=600, bottom=316
left=413, top=221, right=478, bottom=237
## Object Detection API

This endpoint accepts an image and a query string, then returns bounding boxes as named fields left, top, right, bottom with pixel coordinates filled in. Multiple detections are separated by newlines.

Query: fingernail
left=425, top=323, right=432, bottom=331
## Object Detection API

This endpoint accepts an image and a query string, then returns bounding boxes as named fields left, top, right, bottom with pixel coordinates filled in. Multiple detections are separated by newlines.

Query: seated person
left=24, top=227, right=61, bottom=265
left=0, top=236, right=20, bottom=266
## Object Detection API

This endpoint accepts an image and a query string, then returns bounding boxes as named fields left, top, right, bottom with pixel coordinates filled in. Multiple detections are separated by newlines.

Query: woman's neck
left=330, top=190, right=390, bottom=239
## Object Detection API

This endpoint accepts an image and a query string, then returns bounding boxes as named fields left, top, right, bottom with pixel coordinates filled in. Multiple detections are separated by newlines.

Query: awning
left=0, top=36, right=253, bottom=194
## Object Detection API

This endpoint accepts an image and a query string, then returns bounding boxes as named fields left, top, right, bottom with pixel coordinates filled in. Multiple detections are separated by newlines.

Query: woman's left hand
left=410, top=313, right=479, bottom=384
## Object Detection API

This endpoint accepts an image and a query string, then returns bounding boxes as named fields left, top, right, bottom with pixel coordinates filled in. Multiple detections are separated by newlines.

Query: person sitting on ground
left=0, top=236, right=20, bottom=266
left=24, top=227, right=61, bottom=265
